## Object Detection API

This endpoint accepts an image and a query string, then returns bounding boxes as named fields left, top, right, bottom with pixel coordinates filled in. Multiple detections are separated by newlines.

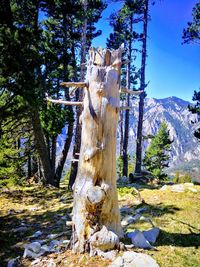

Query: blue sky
left=92, top=0, right=200, bottom=101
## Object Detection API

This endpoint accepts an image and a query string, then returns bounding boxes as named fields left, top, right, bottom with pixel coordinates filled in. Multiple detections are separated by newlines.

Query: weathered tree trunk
left=135, top=0, right=149, bottom=175
left=71, top=47, right=124, bottom=254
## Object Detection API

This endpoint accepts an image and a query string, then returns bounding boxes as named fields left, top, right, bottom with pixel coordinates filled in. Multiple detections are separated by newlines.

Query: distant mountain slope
left=57, top=96, right=200, bottom=174
left=120, top=96, right=200, bottom=166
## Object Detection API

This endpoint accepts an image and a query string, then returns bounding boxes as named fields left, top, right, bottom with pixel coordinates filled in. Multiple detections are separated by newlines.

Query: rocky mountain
left=124, top=96, right=200, bottom=167
left=57, top=96, right=200, bottom=175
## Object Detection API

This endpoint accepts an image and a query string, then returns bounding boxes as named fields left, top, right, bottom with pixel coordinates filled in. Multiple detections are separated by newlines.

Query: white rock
left=121, top=214, right=140, bottom=226
left=32, top=230, right=43, bottom=238
left=7, top=257, right=19, bottom=267
left=127, top=230, right=153, bottom=249
left=29, top=207, right=39, bottom=212
left=109, top=256, right=124, bottom=266
left=188, top=187, right=197, bottom=193
left=109, top=251, right=159, bottom=267
left=160, top=185, right=168, bottom=191
left=123, top=251, right=159, bottom=267
left=184, top=183, right=194, bottom=187
left=143, top=227, right=160, bottom=244
left=23, top=242, right=46, bottom=258
left=135, top=207, right=148, bottom=213
left=47, top=259, right=56, bottom=267
left=171, top=184, right=185, bottom=192
left=12, top=226, right=28, bottom=233
left=97, top=249, right=117, bottom=260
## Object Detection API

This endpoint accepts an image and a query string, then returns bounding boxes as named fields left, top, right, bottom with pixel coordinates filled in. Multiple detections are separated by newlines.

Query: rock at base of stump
left=109, top=251, right=160, bottom=267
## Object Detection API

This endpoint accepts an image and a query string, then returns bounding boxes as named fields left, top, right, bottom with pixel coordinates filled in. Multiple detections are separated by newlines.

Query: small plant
left=173, top=172, right=192, bottom=184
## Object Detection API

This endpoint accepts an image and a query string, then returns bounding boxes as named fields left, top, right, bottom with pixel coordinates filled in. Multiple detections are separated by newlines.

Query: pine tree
left=107, top=0, right=144, bottom=177
left=143, top=122, right=173, bottom=180
left=135, top=0, right=149, bottom=176
left=183, top=2, right=200, bottom=44
left=189, top=90, right=200, bottom=139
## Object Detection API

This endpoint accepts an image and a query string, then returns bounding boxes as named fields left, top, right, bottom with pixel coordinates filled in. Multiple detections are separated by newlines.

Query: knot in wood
left=86, top=186, right=106, bottom=206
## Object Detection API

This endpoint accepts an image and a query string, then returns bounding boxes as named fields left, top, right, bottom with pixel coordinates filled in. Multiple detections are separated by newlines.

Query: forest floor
left=0, top=182, right=200, bottom=267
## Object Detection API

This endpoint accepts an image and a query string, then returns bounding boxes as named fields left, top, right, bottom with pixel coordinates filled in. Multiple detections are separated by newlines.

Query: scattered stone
left=12, top=226, right=29, bottom=233
left=47, top=259, right=56, bottom=267
left=29, top=207, right=39, bottom=212
left=23, top=242, right=46, bottom=259
left=7, top=257, right=20, bottom=267
left=143, top=227, right=160, bottom=244
left=127, top=230, right=153, bottom=249
left=135, top=207, right=148, bottom=214
left=184, top=183, right=194, bottom=187
left=171, top=184, right=185, bottom=193
left=121, top=214, right=140, bottom=226
left=31, top=231, right=43, bottom=238
left=187, top=187, right=198, bottom=193
left=118, top=176, right=129, bottom=184
left=49, top=240, right=61, bottom=250
left=139, top=216, right=155, bottom=227
left=109, top=251, right=159, bottom=267
left=89, top=226, right=119, bottom=252
left=97, top=249, right=117, bottom=260
left=120, top=206, right=133, bottom=214
left=160, top=185, right=168, bottom=191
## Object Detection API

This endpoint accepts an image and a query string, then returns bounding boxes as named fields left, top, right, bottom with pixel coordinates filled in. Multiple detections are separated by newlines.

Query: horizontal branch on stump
left=120, top=88, right=143, bottom=95
left=46, top=97, right=83, bottom=106
left=60, top=82, right=88, bottom=88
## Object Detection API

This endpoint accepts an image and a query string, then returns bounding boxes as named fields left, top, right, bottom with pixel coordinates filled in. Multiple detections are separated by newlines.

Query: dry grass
left=0, top=183, right=200, bottom=267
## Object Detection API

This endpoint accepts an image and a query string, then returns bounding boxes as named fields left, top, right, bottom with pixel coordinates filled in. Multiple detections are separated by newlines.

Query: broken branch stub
left=71, top=46, right=124, bottom=254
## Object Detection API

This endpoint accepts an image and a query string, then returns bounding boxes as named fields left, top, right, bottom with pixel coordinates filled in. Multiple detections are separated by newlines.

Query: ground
left=0, top=182, right=199, bottom=267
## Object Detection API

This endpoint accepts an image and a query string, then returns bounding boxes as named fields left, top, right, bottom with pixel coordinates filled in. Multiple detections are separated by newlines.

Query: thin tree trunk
left=68, top=0, right=87, bottom=189
left=54, top=10, right=74, bottom=187
left=51, top=136, right=56, bottom=173
left=122, top=15, right=132, bottom=177
left=119, top=108, right=124, bottom=156
left=70, top=46, right=123, bottom=254
left=55, top=121, right=74, bottom=187
left=135, top=0, right=149, bottom=175
left=31, top=109, right=54, bottom=185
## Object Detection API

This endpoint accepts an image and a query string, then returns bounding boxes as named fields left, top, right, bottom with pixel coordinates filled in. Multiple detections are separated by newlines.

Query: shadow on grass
left=0, top=186, right=73, bottom=267
left=156, top=230, right=200, bottom=248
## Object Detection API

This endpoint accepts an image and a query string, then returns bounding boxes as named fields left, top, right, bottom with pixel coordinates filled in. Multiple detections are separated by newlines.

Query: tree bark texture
left=135, top=0, right=149, bottom=175
left=122, top=15, right=132, bottom=177
left=31, top=109, right=54, bottom=185
left=71, top=47, right=124, bottom=254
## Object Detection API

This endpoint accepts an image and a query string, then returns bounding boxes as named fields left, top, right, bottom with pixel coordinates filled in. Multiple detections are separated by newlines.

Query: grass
left=0, top=183, right=199, bottom=266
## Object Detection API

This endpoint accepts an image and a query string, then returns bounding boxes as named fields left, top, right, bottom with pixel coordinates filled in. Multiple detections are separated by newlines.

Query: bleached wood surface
left=71, top=46, right=124, bottom=254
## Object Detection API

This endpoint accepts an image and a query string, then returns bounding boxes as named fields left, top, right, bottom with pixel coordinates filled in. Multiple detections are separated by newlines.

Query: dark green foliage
left=188, top=90, right=200, bottom=139
left=183, top=2, right=200, bottom=44
left=143, top=122, right=173, bottom=180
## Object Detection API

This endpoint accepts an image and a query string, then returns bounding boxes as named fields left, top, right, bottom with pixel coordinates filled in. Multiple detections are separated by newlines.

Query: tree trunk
left=135, top=0, right=149, bottom=175
left=122, top=15, right=132, bottom=177
left=71, top=47, right=124, bottom=254
left=68, top=0, right=87, bottom=188
left=31, top=109, right=54, bottom=185
left=51, top=136, right=56, bottom=173
left=55, top=121, right=74, bottom=187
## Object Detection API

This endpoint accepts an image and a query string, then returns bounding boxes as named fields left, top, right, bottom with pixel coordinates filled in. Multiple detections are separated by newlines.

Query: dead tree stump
left=71, top=46, right=124, bottom=254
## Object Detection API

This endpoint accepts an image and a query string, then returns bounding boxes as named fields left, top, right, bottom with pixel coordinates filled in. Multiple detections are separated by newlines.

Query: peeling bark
left=71, top=47, right=124, bottom=254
